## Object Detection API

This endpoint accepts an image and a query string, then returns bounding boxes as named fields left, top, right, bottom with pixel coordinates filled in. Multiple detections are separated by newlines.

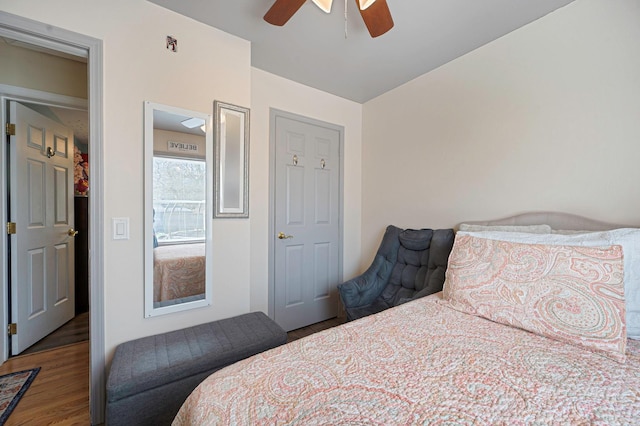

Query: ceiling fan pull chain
left=344, top=0, right=348, bottom=38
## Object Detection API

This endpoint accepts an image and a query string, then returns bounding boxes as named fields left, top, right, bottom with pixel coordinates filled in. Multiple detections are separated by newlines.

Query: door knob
left=68, top=228, right=79, bottom=237
left=277, top=232, right=293, bottom=240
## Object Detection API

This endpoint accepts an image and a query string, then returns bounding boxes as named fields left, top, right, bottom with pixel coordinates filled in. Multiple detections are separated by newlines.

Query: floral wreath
left=74, top=146, right=89, bottom=195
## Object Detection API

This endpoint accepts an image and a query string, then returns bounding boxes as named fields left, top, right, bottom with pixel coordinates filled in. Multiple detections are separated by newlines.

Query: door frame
left=0, top=12, right=105, bottom=424
left=267, top=108, right=345, bottom=320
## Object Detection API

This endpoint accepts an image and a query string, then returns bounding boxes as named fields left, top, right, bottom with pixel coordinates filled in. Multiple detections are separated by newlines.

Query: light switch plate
left=112, top=217, right=130, bottom=240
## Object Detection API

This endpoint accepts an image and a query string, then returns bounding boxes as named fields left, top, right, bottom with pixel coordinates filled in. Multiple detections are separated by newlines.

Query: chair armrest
left=338, top=255, right=394, bottom=308
left=338, top=225, right=402, bottom=309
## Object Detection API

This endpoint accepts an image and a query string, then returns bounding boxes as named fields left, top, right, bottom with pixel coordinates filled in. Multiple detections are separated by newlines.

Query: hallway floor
left=21, top=311, right=89, bottom=356
left=0, top=341, right=90, bottom=425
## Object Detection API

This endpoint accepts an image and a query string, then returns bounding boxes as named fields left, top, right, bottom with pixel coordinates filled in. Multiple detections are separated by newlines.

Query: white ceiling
left=153, top=109, right=206, bottom=136
left=148, top=0, right=575, bottom=103
left=52, top=107, right=89, bottom=143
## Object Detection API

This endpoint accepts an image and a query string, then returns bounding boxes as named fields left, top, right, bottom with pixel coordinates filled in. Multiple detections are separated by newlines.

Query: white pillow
left=458, top=224, right=552, bottom=234
left=457, top=229, right=640, bottom=340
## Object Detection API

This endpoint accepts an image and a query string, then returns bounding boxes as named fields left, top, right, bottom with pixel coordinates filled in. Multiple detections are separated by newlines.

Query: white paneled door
left=274, top=114, right=341, bottom=331
left=8, top=101, right=75, bottom=355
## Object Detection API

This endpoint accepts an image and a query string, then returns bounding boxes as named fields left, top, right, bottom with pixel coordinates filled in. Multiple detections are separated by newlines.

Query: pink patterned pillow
left=443, top=235, right=627, bottom=362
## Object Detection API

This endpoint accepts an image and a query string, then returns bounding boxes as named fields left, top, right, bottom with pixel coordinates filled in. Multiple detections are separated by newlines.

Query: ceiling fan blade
left=356, top=0, right=394, bottom=38
left=264, top=0, right=307, bottom=26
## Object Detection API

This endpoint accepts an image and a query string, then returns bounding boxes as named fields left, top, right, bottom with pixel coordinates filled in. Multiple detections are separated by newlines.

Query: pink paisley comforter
left=153, top=243, right=205, bottom=302
left=173, top=294, right=640, bottom=425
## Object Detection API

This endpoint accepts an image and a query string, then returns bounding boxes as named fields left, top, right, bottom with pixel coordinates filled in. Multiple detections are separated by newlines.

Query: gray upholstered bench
left=106, top=312, right=287, bottom=425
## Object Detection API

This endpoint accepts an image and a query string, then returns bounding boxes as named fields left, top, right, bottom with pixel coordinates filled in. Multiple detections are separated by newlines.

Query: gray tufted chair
left=338, top=225, right=455, bottom=321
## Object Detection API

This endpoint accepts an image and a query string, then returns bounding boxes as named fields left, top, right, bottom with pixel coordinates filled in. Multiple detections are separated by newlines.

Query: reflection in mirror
left=144, top=102, right=213, bottom=317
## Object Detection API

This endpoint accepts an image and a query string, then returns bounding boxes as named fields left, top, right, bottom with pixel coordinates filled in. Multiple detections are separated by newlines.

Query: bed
left=153, top=243, right=205, bottom=303
left=173, top=213, right=640, bottom=425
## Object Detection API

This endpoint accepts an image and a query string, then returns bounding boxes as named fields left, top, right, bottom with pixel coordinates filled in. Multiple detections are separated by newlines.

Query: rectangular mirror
left=214, top=100, right=249, bottom=218
left=144, top=101, right=213, bottom=317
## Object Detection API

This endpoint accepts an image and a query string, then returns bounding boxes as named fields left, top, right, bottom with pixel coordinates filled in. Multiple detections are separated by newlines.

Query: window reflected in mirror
left=144, top=102, right=213, bottom=317
left=153, top=157, right=206, bottom=244
left=152, top=156, right=206, bottom=306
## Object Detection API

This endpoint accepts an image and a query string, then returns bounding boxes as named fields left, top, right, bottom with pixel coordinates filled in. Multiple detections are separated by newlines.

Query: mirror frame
left=143, top=101, right=213, bottom=317
left=213, top=100, right=250, bottom=218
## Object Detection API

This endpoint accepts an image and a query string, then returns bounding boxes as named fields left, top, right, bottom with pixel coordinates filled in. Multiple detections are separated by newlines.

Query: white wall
left=0, top=0, right=252, bottom=360
left=0, top=0, right=365, bottom=368
left=0, top=39, right=87, bottom=98
left=250, top=68, right=363, bottom=312
left=361, top=0, right=640, bottom=268
left=153, top=129, right=205, bottom=159
left=6, top=0, right=635, bottom=375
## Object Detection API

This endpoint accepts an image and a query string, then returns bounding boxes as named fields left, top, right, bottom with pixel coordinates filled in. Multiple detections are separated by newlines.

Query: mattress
left=173, top=293, right=640, bottom=425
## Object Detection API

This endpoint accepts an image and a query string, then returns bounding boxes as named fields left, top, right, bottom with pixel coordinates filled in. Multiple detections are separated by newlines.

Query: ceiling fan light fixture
left=181, top=117, right=205, bottom=129
left=264, top=0, right=392, bottom=38
left=311, top=0, right=333, bottom=13
left=358, top=0, right=377, bottom=10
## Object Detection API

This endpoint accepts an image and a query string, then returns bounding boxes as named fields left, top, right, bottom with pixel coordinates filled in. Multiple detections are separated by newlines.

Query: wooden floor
left=0, top=341, right=90, bottom=425
left=22, top=312, right=89, bottom=355
left=287, top=316, right=344, bottom=342
left=0, top=316, right=343, bottom=425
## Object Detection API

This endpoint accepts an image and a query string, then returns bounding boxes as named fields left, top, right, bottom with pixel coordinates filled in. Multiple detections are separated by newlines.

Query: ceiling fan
left=264, top=0, right=394, bottom=38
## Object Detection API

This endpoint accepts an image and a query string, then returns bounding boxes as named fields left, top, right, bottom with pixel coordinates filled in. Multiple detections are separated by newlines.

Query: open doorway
left=0, top=14, right=106, bottom=423
left=2, top=38, right=89, bottom=357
